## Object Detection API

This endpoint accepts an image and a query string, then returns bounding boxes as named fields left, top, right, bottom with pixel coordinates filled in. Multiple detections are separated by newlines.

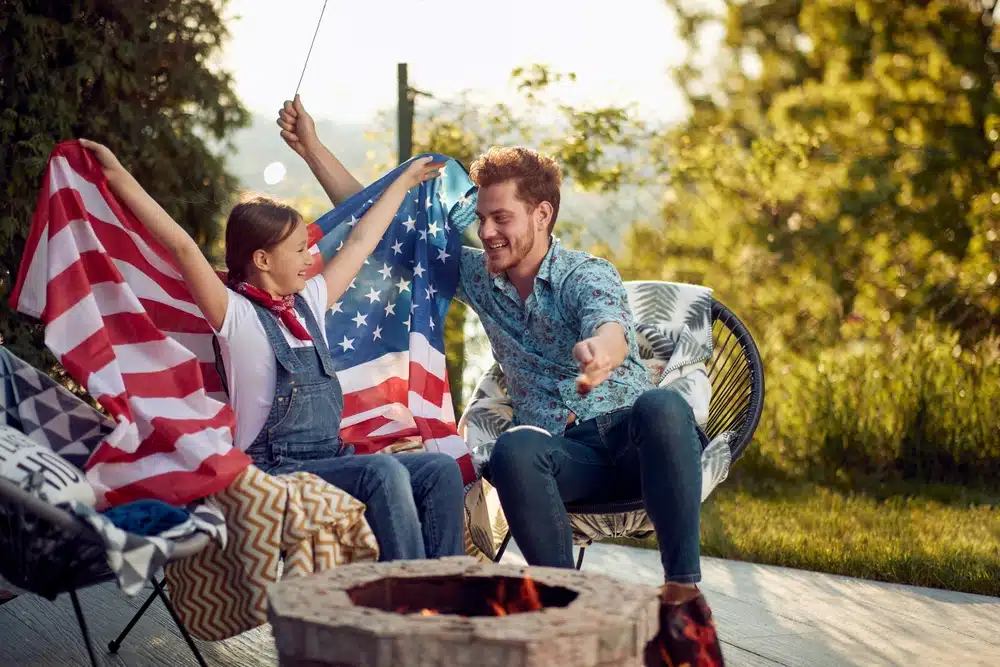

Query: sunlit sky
left=220, top=0, right=712, bottom=125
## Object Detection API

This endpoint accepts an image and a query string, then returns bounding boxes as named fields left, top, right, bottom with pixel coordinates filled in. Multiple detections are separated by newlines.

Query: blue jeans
left=264, top=452, right=466, bottom=561
left=488, top=387, right=704, bottom=583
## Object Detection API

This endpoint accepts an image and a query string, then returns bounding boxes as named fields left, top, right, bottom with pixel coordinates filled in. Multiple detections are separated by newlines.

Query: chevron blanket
left=163, top=464, right=379, bottom=641
left=459, top=280, right=735, bottom=560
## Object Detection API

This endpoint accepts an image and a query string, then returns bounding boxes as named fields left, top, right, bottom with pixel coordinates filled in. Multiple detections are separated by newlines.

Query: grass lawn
left=613, top=472, right=1000, bottom=597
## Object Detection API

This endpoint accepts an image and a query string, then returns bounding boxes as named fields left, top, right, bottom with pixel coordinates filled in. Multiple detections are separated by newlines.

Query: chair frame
left=492, top=297, right=766, bottom=567
left=0, top=476, right=209, bottom=667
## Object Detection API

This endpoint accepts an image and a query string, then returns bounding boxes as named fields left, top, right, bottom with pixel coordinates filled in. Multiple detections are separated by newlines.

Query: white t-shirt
left=214, top=276, right=329, bottom=451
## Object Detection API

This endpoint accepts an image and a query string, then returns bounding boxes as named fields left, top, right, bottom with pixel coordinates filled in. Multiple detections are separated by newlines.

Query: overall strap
left=248, top=299, right=303, bottom=374
left=293, top=295, right=338, bottom=378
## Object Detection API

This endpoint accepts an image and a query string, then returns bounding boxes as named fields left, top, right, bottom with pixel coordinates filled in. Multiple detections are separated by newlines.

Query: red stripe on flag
left=45, top=251, right=121, bottom=322
left=121, top=357, right=209, bottom=398
left=101, top=449, right=250, bottom=508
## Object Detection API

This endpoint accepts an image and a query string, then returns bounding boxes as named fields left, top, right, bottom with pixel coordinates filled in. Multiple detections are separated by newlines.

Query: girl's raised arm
left=79, top=139, right=229, bottom=331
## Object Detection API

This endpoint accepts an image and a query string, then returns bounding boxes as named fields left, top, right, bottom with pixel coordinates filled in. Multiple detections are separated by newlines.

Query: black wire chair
left=491, top=298, right=766, bottom=568
left=0, top=475, right=210, bottom=667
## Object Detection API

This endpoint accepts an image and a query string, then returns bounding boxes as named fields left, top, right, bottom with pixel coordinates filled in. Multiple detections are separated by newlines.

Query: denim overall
left=240, top=295, right=466, bottom=561
left=243, top=295, right=350, bottom=467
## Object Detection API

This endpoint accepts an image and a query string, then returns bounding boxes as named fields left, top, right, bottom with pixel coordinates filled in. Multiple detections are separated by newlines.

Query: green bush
left=746, top=325, right=1000, bottom=487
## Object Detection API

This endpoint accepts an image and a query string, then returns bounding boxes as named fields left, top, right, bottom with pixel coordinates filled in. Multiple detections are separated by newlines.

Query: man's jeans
left=488, top=387, right=704, bottom=583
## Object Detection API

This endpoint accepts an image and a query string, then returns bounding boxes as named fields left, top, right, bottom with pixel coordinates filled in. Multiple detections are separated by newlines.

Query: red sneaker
left=644, top=590, right=725, bottom=666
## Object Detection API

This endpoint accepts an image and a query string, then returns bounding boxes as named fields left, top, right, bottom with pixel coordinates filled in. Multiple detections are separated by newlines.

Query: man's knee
left=489, top=426, right=551, bottom=479
left=633, top=387, right=695, bottom=435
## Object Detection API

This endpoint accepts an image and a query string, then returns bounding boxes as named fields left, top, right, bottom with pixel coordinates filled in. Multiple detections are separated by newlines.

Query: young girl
left=78, top=136, right=466, bottom=562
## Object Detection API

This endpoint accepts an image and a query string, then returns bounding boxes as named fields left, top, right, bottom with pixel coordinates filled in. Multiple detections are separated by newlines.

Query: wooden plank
left=720, top=641, right=789, bottom=667
left=0, top=582, right=278, bottom=667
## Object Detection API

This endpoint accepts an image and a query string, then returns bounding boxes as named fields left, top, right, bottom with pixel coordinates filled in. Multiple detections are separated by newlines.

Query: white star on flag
left=330, top=301, right=343, bottom=314
left=395, top=277, right=411, bottom=293
left=347, top=215, right=359, bottom=227
left=378, top=264, right=393, bottom=280
left=413, top=263, right=425, bottom=278
left=352, top=312, right=368, bottom=328
left=402, top=216, right=416, bottom=232
left=338, top=336, right=355, bottom=351
left=372, top=326, right=382, bottom=340
left=365, top=287, right=381, bottom=304
left=391, top=240, right=403, bottom=255
left=427, top=221, right=440, bottom=236
left=437, top=248, right=451, bottom=262
left=385, top=301, right=396, bottom=316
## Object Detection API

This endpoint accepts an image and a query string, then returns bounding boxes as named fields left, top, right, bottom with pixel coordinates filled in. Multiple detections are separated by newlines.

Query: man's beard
left=485, top=232, right=534, bottom=275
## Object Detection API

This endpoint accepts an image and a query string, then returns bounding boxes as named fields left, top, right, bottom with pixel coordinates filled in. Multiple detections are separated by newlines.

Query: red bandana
left=234, top=282, right=312, bottom=342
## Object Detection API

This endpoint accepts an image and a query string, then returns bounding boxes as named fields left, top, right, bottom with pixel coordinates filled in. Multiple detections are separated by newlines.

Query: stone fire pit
left=267, top=556, right=660, bottom=667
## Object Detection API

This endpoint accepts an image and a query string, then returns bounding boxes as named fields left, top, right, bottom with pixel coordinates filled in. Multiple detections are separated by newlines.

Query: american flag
left=303, top=154, right=477, bottom=484
left=10, top=141, right=250, bottom=509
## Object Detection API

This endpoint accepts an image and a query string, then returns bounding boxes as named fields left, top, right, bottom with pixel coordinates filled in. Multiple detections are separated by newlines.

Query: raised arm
left=79, top=139, right=229, bottom=331
left=277, top=95, right=364, bottom=206
left=320, top=157, right=444, bottom=309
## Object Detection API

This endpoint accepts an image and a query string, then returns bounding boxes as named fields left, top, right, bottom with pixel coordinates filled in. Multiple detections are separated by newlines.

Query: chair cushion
left=0, top=424, right=96, bottom=507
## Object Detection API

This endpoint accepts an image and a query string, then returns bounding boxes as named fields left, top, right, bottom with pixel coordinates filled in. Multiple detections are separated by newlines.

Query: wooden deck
left=2, top=542, right=998, bottom=666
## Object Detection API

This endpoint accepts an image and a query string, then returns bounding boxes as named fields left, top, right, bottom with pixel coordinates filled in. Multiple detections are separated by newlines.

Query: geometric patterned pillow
left=0, top=347, right=113, bottom=471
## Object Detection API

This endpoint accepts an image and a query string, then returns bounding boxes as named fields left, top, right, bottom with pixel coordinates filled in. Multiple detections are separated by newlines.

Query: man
left=277, top=96, right=724, bottom=665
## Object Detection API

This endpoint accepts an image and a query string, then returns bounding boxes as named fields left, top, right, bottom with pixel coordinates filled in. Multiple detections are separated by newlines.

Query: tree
left=657, top=0, right=1000, bottom=345
left=0, top=0, right=250, bottom=372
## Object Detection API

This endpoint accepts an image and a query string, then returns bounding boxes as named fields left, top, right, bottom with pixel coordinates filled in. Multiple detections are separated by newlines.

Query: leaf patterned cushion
left=459, top=281, right=738, bottom=557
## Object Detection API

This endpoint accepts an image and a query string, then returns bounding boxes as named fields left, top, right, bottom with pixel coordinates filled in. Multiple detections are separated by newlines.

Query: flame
left=394, top=575, right=544, bottom=617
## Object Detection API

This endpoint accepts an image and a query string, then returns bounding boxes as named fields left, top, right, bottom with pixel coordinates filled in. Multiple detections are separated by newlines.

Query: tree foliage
left=0, top=0, right=249, bottom=371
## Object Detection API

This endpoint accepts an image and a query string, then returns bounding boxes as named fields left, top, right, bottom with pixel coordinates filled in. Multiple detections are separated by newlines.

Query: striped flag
left=11, top=141, right=477, bottom=507
left=303, top=153, right=478, bottom=484
left=10, top=141, right=250, bottom=509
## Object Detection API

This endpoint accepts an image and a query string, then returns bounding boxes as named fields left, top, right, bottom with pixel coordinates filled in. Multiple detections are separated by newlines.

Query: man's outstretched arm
left=277, top=95, right=365, bottom=206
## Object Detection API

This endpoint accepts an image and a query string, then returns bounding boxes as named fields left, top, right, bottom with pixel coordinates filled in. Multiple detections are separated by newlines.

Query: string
left=294, top=0, right=330, bottom=98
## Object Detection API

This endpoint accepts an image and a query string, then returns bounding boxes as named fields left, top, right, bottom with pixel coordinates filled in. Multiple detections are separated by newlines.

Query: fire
left=395, top=575, right=544, bottom=617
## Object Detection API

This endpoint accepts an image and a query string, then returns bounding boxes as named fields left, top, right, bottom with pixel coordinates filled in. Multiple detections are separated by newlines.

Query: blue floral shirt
left=456, top=237, right=652, bottom=436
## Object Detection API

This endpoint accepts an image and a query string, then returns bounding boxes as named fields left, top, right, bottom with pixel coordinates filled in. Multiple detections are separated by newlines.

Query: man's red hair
left=469, top=146, right=562, bottom=232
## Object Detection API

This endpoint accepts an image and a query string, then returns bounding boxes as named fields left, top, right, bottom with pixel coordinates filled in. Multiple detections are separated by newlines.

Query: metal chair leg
left=109, top=587, right=159, bottom=652
left=494, top=532, right=512, bottom=563
left=152, top=577, right=208, bottom=667
left=575, top=546, right=587, bottom=570
left=69, top=589, right=100, bottom=667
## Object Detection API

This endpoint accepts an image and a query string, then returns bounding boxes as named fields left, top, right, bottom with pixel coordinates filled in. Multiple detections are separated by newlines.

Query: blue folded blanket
left=102, top=500, right=190, bottom=536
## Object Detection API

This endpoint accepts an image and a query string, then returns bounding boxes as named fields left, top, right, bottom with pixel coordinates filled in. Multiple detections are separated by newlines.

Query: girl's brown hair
left=224, top=194, right=302, bottom=284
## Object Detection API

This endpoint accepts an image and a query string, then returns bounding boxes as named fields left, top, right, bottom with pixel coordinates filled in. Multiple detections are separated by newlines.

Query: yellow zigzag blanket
left=164, top=465, right=379, bottom=641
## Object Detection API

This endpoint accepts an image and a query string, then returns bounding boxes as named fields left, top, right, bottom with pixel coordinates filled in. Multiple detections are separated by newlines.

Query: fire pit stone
left=267, top=556, right=660, bottom=667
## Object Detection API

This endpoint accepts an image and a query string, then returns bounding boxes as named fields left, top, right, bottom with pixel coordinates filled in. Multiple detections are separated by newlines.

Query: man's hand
left=573, top=337, right=615, bottom=395
left=277, top=95, right=318, bottom=158
left=573, top=322, right=629, bottom=395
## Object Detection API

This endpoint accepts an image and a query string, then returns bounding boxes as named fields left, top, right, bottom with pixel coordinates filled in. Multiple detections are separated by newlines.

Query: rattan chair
left=0, top=475, right=210, bottom=666
left=488, top=297, right=765, bottom=568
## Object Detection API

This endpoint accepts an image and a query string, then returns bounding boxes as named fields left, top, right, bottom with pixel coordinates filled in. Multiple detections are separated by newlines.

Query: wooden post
left=397, top=63, right=413, bottom=163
